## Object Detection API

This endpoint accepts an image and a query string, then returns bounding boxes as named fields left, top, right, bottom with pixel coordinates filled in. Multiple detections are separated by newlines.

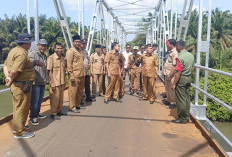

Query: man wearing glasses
left=122, top=44, right=132, bottom=88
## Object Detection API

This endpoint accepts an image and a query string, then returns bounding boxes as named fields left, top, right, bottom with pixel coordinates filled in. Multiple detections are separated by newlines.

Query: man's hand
left=155, top=75, right=158, bottom=81
left=5, top=77, right=12, bottom=86
left=166, top=76, right=171, bottom=82
left=171, top=84, right=176, bottom=90
left=108, top=73, right=111, bottom=77
left=161, top=71, right=164, bottom=76
left=51, top=83, right=56, bottom=92
left=70, top=76, right=75, bottom=82
left=37, top=61, right=44, bottom=67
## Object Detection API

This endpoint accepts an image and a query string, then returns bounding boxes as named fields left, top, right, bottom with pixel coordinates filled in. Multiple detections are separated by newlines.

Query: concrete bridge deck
left=0, top=81, right=218, bottom=157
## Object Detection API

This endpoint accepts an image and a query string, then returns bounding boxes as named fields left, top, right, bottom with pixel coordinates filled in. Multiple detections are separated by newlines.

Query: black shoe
left=171, top=119, right=187, bottom=124
left=104, top=99, right=108, bottom=104
left=167, top=105, right=177, bottom=109
left=91, top=95, right=96, bottom=98
left=50, top=115, right=60, bottom=120
left=162, top=99, right=170, bottom=106
left=77, top=106, right=86, bottom=110
left=57, top=111, right=67, bottom=117
left=150, top=101, right=154, bottom=104
left=119, top=94, right=124, bottom=98
left=162, top=94, right=167, bottom=98
left=113, top=99, right=121, bottom=102
left=129, top=92, right=134, bottom=95
left=86, top=98, right=96, bottom=102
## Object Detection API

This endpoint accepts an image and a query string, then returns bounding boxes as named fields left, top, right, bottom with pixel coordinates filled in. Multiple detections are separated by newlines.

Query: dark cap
left=81, top=39, right=87, bottom=44
left=101, top=46, right=106, bottom=49
left=95, top=44, right=101, bottom=48
left=38, top=39, right=48, bottom=45
left=152, top=43, right=158, bottom=47
left=72, top=34, right=81, bottom=41
left=15, top=33, right=34, bottom=44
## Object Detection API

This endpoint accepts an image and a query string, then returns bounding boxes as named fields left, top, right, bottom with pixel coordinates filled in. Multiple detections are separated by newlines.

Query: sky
left=0, top=0, right=231, bottom=42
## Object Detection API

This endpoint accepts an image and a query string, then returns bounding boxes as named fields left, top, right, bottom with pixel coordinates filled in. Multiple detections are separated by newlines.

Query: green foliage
left=190, top=73, right=232, bottom=122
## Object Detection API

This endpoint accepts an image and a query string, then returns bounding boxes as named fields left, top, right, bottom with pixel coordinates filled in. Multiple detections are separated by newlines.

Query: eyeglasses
left=126, top=47, right=131, bottom=49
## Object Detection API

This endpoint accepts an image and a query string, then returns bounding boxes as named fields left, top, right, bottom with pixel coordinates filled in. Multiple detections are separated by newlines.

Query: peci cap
left=133, top=46, right=139, bottom=50
left=38, top=39, right=48, bottom=45
left=15, top=33, right=34, bottom=44
left=72, top=34, right=81, bottom=41
left=95, top=44, right=101, bottom=48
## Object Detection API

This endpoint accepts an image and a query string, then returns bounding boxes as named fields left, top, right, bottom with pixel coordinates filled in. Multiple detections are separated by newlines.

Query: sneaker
left=13, top=126, right=30, bottom=134
left=70, top=108, right=80, bottom=113
left=14, top=132, right=35, bottom=139
left=38, top=114, right=46, bottom=119
left=50, top=115, right=60, bottom=120
left=30, top=118, right=39, bottom=126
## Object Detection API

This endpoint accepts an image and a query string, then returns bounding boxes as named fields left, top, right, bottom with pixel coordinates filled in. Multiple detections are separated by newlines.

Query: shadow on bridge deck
left=0, top=81, right=218, bottom=157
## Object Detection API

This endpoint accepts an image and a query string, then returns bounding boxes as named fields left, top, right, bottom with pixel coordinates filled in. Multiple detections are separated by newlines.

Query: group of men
left=3, top=32, right=194, bottom=139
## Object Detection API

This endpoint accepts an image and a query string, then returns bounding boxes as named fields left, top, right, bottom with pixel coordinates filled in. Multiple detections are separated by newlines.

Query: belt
left=14, top=81, right=33, bottom=84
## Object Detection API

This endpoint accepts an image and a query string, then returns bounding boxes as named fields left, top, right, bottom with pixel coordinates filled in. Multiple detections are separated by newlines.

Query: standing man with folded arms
left=66, top=35, right=86, bottom=113
left=47, top=43, right=66, bottom=119
left=29, top=39, right=49, bottom=125
left=4, top=33, right=35, bottom=139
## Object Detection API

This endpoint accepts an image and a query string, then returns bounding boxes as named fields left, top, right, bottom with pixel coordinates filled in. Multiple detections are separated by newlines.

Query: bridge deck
left=0, top=81, right=218, bottom=157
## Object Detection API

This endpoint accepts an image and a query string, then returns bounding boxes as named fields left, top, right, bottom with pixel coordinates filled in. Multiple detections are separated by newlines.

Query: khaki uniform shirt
left=83, top=49, right=90, bottom=76
left=4, top=46, right=35, bottom=81
left=127, top=54, right=141, bottom=73
left=104, top=50, right=124, bottom=76
left=90, top=52, right=105, bottom=75
left=141, top=53, right=159, bottom=78
left=163, top=48, right=178, bottom=76
left=47, top=53, right=66, bottom=86
left=66, top=46, right=86, bottom=78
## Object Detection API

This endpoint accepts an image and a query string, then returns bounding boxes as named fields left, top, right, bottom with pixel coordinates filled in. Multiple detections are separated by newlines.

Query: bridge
left=0, top=0, right=232, bottom=156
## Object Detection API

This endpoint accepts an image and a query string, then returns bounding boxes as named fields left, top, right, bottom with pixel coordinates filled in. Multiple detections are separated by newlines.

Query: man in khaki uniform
left=119, top=53, right=125, bottom=98
left=141, top=44, right=159, bottom=104
left=66, top=35, right=86, bottom=113
left=90, top=44, right=105, bottom=97
left=47, top=43, right=66, bottom=119
left=127, top=46, right=141, bottom=95
left=162, top=39, right=178, bottom=109
left=4, top=33, right=35, bottom=138
left=104, top=42, right=123, bottom=103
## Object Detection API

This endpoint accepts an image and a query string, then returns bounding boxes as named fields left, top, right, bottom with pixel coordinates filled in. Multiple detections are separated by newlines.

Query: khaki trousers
left=11, top=82, right=32, bottom=136
left=130, top=72, right=140, bottom=92
left=50, top=85, right=64, bottom=115
left=92, top=74, right=103, bottom=95
left=69, top=76, right=85, bottom=109
left=143, top=76, right=156, bottom=102
left=104, top=75, right=120, bottom=100
left=164, top=77, right=176, bottom=103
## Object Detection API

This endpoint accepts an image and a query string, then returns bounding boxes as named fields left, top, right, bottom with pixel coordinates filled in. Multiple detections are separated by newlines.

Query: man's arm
left=105, top=63, right=110, bottom=77
left=66, top=50, right=75, bottom=82
left=171, top=70, right=181, bottom=90
left=191, top=67, right=195, bottom=76
left=155, top=66, right=158, bottom=80
left=48, top=70, right=56, bottom=92
left=5, top=70, right=20, bottom=86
